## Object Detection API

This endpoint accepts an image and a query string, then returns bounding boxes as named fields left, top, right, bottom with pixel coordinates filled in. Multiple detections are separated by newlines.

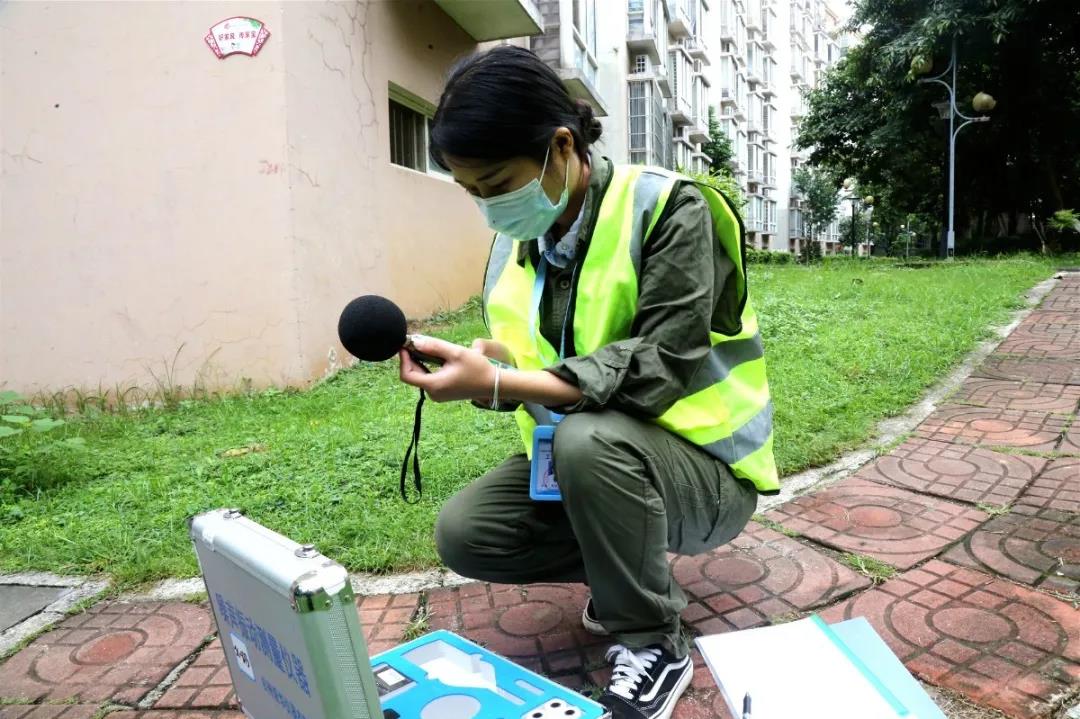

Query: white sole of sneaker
left=581, top=605, right=610, bottom=636
left=646, top=658, right=693, bottom=719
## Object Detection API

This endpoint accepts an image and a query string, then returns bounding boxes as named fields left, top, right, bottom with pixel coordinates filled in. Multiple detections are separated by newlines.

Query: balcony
left=719, top=22, right=736, bottom=42
left=627, top=28, right=663, bottom=64
left=630, top=62, right=672, bottom=98
left=790, top=62, right=804, bottom=81
left=747, top=169, right=764, bottom=185
left=688, top=118, right=709, bottom=144
left=667, top=0, right=693, bottom=37
left=558, top=37, right=609, bottom=117
left=434, top=0, right=543, bottom=41
left=790, top=103, right=807, bottom=120
left=669, top=96, right=693, bottom=125
left=684, top=37, right=710, bottom=64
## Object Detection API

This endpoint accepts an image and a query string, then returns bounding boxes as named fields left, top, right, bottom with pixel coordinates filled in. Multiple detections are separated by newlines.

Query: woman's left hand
left=399, top=335, right=496, bottom=403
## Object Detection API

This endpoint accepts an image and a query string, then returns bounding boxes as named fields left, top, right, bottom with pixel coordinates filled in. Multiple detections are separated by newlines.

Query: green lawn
left=0, top=256, right=1069, bottom=588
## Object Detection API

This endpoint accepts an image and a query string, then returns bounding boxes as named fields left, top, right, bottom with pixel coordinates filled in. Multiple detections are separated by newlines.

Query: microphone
left=337, top=295, right=443, bottom=367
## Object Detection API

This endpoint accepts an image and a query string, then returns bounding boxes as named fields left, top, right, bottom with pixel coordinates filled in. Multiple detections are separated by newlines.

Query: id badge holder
left=529, top=413, right=564, bottom=501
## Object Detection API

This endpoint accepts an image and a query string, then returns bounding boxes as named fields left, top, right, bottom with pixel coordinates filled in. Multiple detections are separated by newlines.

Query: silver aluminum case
left=190, top=508, right=383, bottom=719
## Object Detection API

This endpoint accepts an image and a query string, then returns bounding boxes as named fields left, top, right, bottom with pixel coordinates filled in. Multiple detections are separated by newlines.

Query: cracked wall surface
left=281, top=0, right=490, bottom=382
left=1, top=1, right=490, bottom=394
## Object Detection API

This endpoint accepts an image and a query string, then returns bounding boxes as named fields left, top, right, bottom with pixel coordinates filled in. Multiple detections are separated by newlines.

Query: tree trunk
left=1044, top=157, right=1065, bottom=211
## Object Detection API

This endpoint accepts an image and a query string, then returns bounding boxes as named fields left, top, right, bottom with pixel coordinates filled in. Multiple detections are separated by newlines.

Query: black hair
left=429, top=45, right=603, bottom=171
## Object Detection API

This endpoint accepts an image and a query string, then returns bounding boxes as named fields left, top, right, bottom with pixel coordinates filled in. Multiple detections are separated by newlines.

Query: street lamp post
left=842, top=178, right=875, bottom=257
left=914, top=35, right=995, bottom=259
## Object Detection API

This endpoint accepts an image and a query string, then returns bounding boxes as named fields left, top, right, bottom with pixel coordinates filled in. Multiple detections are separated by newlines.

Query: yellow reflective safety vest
left=482, top=165, right=780, bottom=494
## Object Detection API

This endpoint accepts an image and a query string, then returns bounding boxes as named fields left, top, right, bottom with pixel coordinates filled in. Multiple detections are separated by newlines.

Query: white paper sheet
left=695, top=618, right=908, bottom=719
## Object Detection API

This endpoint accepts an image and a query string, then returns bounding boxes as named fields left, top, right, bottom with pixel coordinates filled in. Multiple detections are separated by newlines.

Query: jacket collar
left=516, top=149, right=614, bottom=266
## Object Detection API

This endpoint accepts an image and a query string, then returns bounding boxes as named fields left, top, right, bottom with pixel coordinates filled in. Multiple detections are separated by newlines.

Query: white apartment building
left=527, top=0, right=846, bottom=254
left=527, top=0, right=714, bottom=173
left=706, top=0, right=846, bottom=253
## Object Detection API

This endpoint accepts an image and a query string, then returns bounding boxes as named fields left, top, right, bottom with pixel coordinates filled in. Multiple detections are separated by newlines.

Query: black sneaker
left=581, top=597, right=610, bottom=636
left=600, top=644, right=693, bottom=719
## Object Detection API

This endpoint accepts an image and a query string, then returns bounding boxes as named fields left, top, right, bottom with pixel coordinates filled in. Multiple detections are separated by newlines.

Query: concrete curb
left=0, top=574, right=109, bottom=657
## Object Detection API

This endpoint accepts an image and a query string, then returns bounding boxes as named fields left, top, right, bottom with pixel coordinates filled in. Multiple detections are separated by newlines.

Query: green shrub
left=0, top=390, right=85, bottom=504
left=746, top=248, right=796, bottom=264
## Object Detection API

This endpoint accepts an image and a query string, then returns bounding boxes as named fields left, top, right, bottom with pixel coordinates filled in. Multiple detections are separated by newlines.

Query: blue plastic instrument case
left=373, top=630, right=607, bottom=719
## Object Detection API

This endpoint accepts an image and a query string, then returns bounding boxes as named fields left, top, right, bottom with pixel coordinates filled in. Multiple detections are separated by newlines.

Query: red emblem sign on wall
left=205, top=17, right=270, bottom=59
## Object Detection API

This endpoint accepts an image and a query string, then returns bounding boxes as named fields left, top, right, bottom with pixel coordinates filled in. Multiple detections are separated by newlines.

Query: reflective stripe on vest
left=482, top=165, right=780, bottom=494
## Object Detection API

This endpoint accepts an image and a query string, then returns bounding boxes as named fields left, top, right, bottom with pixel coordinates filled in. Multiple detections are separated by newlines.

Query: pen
left=742, top=691, right=752, bottom=719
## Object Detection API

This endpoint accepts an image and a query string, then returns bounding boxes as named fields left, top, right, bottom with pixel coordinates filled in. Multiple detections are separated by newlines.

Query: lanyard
left=528, top=256, right=576, bottom=364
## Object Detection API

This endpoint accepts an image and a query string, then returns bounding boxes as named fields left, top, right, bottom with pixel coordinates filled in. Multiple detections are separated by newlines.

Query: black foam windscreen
left=337, top=295, right=408, bottom=362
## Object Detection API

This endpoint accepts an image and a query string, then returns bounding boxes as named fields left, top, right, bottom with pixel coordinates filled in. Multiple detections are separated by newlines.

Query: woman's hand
left=471, top=338, right=515, bottom=367
left=399, top=336, right=496, bottom=403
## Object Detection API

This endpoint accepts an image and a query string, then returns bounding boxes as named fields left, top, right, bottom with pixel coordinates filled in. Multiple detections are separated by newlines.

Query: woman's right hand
left=471, top=339, right=515, bottom=367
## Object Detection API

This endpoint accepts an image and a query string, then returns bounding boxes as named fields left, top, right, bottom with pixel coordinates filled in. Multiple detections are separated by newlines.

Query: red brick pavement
left=104, top=708, right=244, bottom=712
left=355, top=592, right=422, bottom=655
left=1018, top=457, right=1080, bottom=512
left=0, top=602, right=212, bottom=705
left=1060, top=419, right=1080, bottom=455
left=671, top=523, right=870, bottom=634
left=155, top=638, right=237, bottom=710
left=424, top=582, right=610, bottom=688
left=763, top=476, right=989, bottom=569
left=996, top=333, right=1080, bottom=360
left=855, top=437, right=1046, bottom=506
left=914, top=404, right=1068, bottom=452
left=820, top=560, right=1080, bottom=719
left=974, top=355, right=1080, bottom=385
left=942, top=505, right=1080, bottom=594
left=949, top=377, right=1080, bottom=415
left=0, top=708, right=101, bottom=719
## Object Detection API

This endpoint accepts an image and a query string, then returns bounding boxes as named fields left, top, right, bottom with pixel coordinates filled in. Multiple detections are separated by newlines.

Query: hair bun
left=575, top=100, right=603, bottom=144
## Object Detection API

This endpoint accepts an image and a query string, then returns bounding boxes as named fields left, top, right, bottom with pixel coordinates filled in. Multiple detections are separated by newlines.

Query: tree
left=797, top=0, right=1080, bottom=251
left=792, top=166, right=840, bottom=248
left=701, top=106, right=735, bottom=170
left=683, top=169, right=745, bottom=210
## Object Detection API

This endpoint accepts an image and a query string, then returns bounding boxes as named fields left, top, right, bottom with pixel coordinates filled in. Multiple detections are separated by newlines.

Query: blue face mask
left=473, top=145, right=570, bottom=240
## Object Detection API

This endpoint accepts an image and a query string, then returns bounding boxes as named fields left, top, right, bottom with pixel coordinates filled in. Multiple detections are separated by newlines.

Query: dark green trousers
left=434, top=410, right=758, bottom=657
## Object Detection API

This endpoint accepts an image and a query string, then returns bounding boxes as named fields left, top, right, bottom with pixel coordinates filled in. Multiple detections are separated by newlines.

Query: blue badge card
left=529, top=425, right=561, bottom=501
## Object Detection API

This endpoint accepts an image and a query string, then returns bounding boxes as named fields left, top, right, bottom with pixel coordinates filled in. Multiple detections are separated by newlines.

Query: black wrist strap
left=399, top=388, right=425, bottom=503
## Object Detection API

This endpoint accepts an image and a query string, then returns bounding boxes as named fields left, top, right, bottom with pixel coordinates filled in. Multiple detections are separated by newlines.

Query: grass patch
left=402, top=603, right=433, bottom=642
left=975, top=502, right=1012, bottom=517
left=841, top=553, right=898, bottom=584
left=751, top=514, right=800, bottom=538
left=0, top=256, right=1069, bottom=587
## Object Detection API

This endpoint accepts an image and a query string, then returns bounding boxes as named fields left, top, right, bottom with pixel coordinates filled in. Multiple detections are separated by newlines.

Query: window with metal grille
left=628, top=0, right=644, bottom=32
left=650, top=84, right=666, bottom=166
left=635, top=54, right=648, bottom=73
left=388, top=84, right=450, bottom=179
left=389, top=98, right=427, bottom=172
left=629, top=81, right=648, bottom=162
